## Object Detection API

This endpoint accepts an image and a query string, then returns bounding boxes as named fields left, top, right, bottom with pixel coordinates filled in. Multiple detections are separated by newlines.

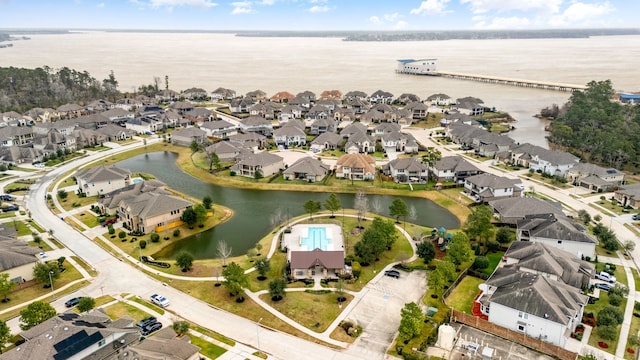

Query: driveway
left=344, top=269, right=427, bottom=358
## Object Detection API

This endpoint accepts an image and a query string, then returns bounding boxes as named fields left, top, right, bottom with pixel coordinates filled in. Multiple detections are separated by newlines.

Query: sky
left=0, top=0, right=637, bottom=31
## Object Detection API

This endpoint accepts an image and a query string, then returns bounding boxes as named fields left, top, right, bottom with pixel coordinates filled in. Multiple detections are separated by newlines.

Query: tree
left=118, top=230, right=126, bottom=239
left=495, top=227, right=514, bottom=244
left=594, top=214, right=602, bottom=223
left=33, top=262, right=59, bottom=287
left=150, top=233, right=160, bottom=242
left=472, top=256, right=489, bottom=270
left=208, top=151, right=220, bottom=171
left=254, top=258, right=271, bottom=280
left=19, top=301, right=56, bottom=330
left=254, top=169, right=263, bottom=181
left=268, top=278, right=287, bottom=301
left=324, top=193, right=341, bottom=218
left=194, top=204, right=207, bottom=226
left=0, top=273, right=16, bottom=302
left=0, top=320, right=9, bottom=354
left=416, top=241, right=436, bottom=264
left=463, top=205, right=495, bottom=246
left=176, top=251, right=194, bottom=272
left=446, top=233, right=473, bottom=267
left=172, top=321, right=190, bottom=337
left=577, top=209, right=591, bottom=225
left=181, top=207, right=197, bottom=228
left=139, top=239, right=147, bottom=249
left=303, top=200, right=321, bottom=220
left=222, top=262, right=249, bottom=297
left=217, top=240, right=232, bottom=266
left=398, top=302, right=424, bottom=340
left=421, top=147, right=442, bottom=166
left=354, top=190, right=368, bottom=227
left=202, top=196, right=213, bottom=210
left=77, top=297, right=96, bottom=313
left=597, top=325, right=618, bottom=341
left=597, top=306, right=624, bottom=327
left=57, top=189, right=68, bottom=200
left=189, top=139, right=201, bottom=154
left=389, top=198, right=409, bottom=223
left=354, top=218, right=397, bottom=264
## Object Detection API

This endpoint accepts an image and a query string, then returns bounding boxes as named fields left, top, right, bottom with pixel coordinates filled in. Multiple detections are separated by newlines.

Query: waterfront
left=117, top=151, right=459, bottom=259
left=2, top=32, right=639, bottom=147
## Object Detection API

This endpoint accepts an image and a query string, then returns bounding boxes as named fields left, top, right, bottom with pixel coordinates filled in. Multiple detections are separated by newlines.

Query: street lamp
left=48, top=271, right=54, bottom=297
left=256, top=317, right=263, bottom=350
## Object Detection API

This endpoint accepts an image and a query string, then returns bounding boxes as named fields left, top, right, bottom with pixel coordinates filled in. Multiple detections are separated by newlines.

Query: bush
left=352, top=261, right=361, bottom=279
left=471, top=256, right=489, bottom=270
left=118, top=231, right=126, bottom=239
left=609, top=293, right=623, bottom=306
left=173, top=229, right=180, bottom=237
left=150, top=233, right=160, bottom=243
left=139, top=240, right=147, bottom=249
left=597, top=306, right=624, bottom=327
left=486, top=241, right=500, bottom=252
left=597, top=325, right=618, bottom=341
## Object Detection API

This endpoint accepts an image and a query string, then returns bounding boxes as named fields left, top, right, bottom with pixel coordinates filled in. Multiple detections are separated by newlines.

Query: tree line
left=547, top=80, right=640, bottom=170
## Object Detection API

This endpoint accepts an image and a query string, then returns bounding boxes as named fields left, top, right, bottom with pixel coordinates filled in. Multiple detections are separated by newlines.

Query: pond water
left=117, top=151, right=460, bottom=259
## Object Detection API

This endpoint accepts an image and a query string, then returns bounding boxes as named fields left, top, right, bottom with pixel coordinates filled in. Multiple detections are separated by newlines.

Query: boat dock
left=416, top=70, right=587, bottom=92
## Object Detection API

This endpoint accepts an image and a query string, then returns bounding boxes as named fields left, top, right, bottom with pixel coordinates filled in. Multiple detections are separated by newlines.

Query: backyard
left=444, top=276, right=484, bottom=314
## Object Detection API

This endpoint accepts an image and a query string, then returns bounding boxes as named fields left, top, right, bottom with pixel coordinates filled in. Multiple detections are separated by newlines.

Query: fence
left=451, top=309, right=578, bottom=360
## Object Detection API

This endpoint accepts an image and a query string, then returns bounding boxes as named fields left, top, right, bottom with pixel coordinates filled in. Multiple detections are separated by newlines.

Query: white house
left=464, top=173, right=523, bottom=202
left=517, top=213, right=598, bottom=259
left=396, top=59, right=437, bottom=74
left=75, top=165, right=132, bottom=197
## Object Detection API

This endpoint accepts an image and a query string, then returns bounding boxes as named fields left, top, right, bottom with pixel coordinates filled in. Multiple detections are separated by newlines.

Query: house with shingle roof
left=306, top=104, right=332, bottom=121
left=118, top=191, right=194, bottom=233
left=229, top=97, right=254, bottom=113
left=429, top=156, right=482, bottom=183
left=98, top=179, right=168, bottom=215
left=360, top=108, right=386, bottom=125
left=566, top=163, right=624, bottom=192
left=283, top=157, right=330, bottom=182
left=517, top=213, right=598, bottom=258
left=310, top=117, right=336, bottom=135
left=333, top=107, right=356, bottom=122
left=32, top=128, right=77, bottom=153
left=205, top=141, right=247, bottom=162
left=125, top=115, right=163, bottom=134
left=403, top=101, right=429, bottom=119
left=380, top=131, right=419, bottom=153
left=427, top=93, right=453, bottom=106
left=509, top=143, right=579, bottom=177
left=344, top=90, right=368, bottom=101
left=172, top=127, right=207, bottom=146
left=250, top=101, right=283, bottom=119
left=274, top=122, right=306, bottom=147
left=464, top=173, right=523, bottom=202
left=369, top=90, right=394, bottom=104
left=396, top=93, right=421, bottom=104
left=228, top=132, right=267, bottom=152
left=340, top=122, right=368, bottom=138
left=169, top=101, right=195, bottom=113
left=0, top=146, right=43, bottom=165
left=183, top=107, right=214, bottom=125
left=278, top=104, right=303, bottom=123
left=239, top=115, right=273, bottom=136
left=182, top=87, right=208, bottom=100
left=455, top=96, right=485, bottom=115
left=76, top=165, right=132, bottom=197
left=319, top=89, right=342, bottom=100
left=56, top=103, right=84, bottom=118
left=95, top=124, right=136, bottom=142
left=122, top=327, right=201, bottom=360
left=74, top=128, right=108, bottom=148
left=383, top=157, right=428, bottom=183
left=231, top=152, right=283, bottom=178
left=344, top=130, right=375, bottom=154
left=488, top=197, right=564, bottom=225
left=0, top=226, right=39, bottom=282
left=246, top=90, right=267, bottom=102
left=100, top=108, right=134, bottom=124
left=156, top=89, right=180, bottom=102
left=335, top=153, right=376, bottom=181
left=200, top=119, right=238, bottom=138
left=615, top=184, right=640, bottom=209
left=211, top=87, right=236, bottom=101
left=0, top=126, right=35, bottom=147
left=310, top=131, right=342, bottom=153
left=290, top=249, right=345, bottom=280
left=85, top=99, right=114, bottom=112
left=296, top=90, right=316, bottom=102
left=475, top=266, right=588, bottom=347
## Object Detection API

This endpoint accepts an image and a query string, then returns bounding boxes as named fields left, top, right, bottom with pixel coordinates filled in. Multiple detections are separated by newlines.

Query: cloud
left=309, top=0, right=327, bottom=3
left=369, top=16, right=382, bottom=25
left=548, top=1, right=614, bottom=26
left=231, top=1, right=255, bottom=14
left=384, top=13, right=400, bottom=21
left=460, top=0, right=562, bottom=15
left=258, top=0, right=275, bottom=5
left=149, top=0, right=217, bottom=8
left=410, top=0, right=451, bottom=15
left=474, top=16, right=531, bottom=29
left=308, top=5, right=329, bottom=13
left=393, top=20, right=409, bottom=30
left=97, top=2, right=105, bottom=8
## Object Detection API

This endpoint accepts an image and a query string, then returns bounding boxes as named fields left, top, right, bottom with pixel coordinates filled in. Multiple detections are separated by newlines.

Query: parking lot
left=343, top=269, right=427, bottom=358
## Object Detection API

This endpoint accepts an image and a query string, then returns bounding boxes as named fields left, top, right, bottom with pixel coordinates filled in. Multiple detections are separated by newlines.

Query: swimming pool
left=300, top=227, right=331, bottom=251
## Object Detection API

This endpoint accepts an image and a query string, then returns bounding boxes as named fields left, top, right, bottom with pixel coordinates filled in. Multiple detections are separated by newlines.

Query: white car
left=150, top=294, right=170, bottom=307
left=596, top=271, right=616, bottom=283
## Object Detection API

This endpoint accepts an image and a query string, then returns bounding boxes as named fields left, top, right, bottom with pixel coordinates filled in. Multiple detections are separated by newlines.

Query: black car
left=65, top=297, right=82, bottom=308
left=595, top=283, right=612, bottom=291
left=141, top=321, right=163, bottom=336
left=384, top=270, right=401, bottom=279
left=136, top=316, right=157, bottom=329
left=2, top=205, right=19, bottom=212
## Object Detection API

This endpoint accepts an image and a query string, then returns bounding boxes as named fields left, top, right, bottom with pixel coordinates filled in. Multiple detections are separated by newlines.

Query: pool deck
left=282, top=223, right=344, bottom=253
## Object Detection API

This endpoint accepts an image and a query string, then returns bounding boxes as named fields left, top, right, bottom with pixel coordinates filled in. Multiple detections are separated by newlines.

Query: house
left=503, top=241, right=595, bottom=289
left=100, top=108, right=133, bottom=124
left=283, top=157, right=330, bottom=182
left=0, top=146, right=43, bottom=165
left=200, top=120, right=239, bottom=138
left=340, top=122, right=368, bottom=138
left=98, top=180, right=168, bottom=215
left=229, top=97, right=254, bottom=113
left=316, top=99, right=341, bottom=111
left=380, top=131, right=419, bottom=153
left=319, top=89, right=342, bottom=100
left=344, top=130, right=375, bottom=154
left=383, top=157, right=428, bottom=183
left=85, top=99, right=114, bottom=112
left=56, top=103, right=84, bottom=118
left=464, top=173, right=523, bottom=202
left=344, top=90, right=368, bottom=101
left=310, top=131, right=341, bottom=153
left=0, top=126, right=35, bottom=147
left=122, top=327, right=201, bottom=360
left=346, top=98, right=370, bottom=114
left=0, top=226, right=39, bottom=282
left=182, top=87, right=209, bottom=100
left=309, top=118, right=336, bottom=135
left=403, top=101, right=429, bottom=119
left=169, top=101, right=194, bottom=114
left=455, top=96, right=484, bottom=116
left=205, top=141, right=247, bottom=162
left=296, top=90, right=316, bottom=102
left=475, top=267, right=588, bottom=348
left=246, top=90, right=267, bottom=102
left=306, top=105, right=332, bottom=121
left=227, top=132, right=267, bottom=152
left=279, top=104, right=303, bottom=122
left=373, top=123, right=401, bottom=138
left=429, top=156, right=482, bottom=183
left=183, top=107, right=214, bottom=125
left=32, top=129, right=77, bottom=153
left=249, top=101, right=282, bottom=119
left=125, top=116, right=163, bottom=134
left=615, top=184, right=640, bottom=209
left=488, top=197, right=564, bottom=225
left=566, top=163, right=625, bottom=192
left=211, top=87, right=236, bottom=101
left=369, top=90, right=394, bottom=104
left=74, top=128, right=108, bottom=148
left=288, top=96, right=311, bottom=110
left=118, top=192, right=194, bottom=233
left=74, top=113, right=111, bottom=129
left=231, top=152, right=284, bottom=178
left=517, top=213, right=598, bottom=259
left=447, top=122, right=515, bottom=157
left=95, top=124, right=136, bottom=142
left=282, top=224, right=345, bottom=280
left=76, top=165, right=132, bottom=197
left=274, top=122, right=306, bottom=147
left=396, top=93, right=421, bottom=104
left=0, top=310, right=141, bottom=360
left=509, top=143, right=579, bottom=177
left=171, top=127, right=207, bottom=147
left=426, top=93, right=453, bottom=106
left=270, top=91, right=295, bottom=103
left=156, top=89, right=180, bottom=102
left=239, top=115, right=273, bottom=136
left=335, top=153, right=376, bottom=181
left=333, top=107, right=356, bottom=122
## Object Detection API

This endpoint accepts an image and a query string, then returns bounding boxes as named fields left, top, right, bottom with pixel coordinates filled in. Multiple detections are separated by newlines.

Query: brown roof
left=290, top=249, right=344, bottom=269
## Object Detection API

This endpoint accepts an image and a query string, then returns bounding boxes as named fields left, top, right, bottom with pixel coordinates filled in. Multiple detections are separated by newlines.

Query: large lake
left=117, top=151, right=459, bottom=259
left=2, top=32, right=639, bottom=147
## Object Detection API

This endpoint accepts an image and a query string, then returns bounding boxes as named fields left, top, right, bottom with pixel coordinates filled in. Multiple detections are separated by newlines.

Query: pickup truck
left=596, top=271, right=616, bottom=283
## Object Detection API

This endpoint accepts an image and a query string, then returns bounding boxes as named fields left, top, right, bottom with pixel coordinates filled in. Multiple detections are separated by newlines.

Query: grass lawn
left=594, top=262, right=628, bottom=287
left=190, top=336, right=227, bottom=359
left=585, top=291, right=626, bottom=355
left=625, top=311, right=640, bottom=359
left=444, top=276, right=484, bottom=314
left=74, top=211, right=100, bottom=228
left=0, top=212, right=16, bottom=219
left=27, top=219, right=46, bottom=233
left=192, top=325, right=235, bottom=346
left=521, top=172, right=572, bottom=189
left=481, top=252, right=504, bottom=276
left=6, top=220, right=34, bottom=236
left=248, top=252, right=288, bottom=292
left=59, top=176, right=77, bottom=187
left=3, top=180, right=32, bottom=193
left=130, top=296, right=165, bottom=315
left=632, top=268, right=640, bottom=292
left=94, top=295, right=116, bottom=307
left=28, top=239, right=53, bottom=251
left=57, top=192, right=98, bottom=212
left=103, top=301, right=152, bottom=322
left=259, top=291, right=353, bottom=333
left=329, top=323, right=358, bottom=343
left=71, top=256, right=99, bottom=277
left=591, top=199, right=632, bottom=215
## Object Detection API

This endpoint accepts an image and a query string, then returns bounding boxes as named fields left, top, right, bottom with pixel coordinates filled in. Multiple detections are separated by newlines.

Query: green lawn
left=585, top=290, right=626, bottom=355
left=130, top=296, right=166, bottom=315
left=74, top=211, right=100, bottom=228
left=5, top=220, right=33, bottom=236
left=632, top=268, right=640, bottom=292
left=481, top=251, right=504, bottom=276
left=103, top=301, right=152, bottom=322
left=445, top=276, right=484, bottom=314
left=190, top=336, right=227, bottom=359
left=27, top=220, right=46, bottom=233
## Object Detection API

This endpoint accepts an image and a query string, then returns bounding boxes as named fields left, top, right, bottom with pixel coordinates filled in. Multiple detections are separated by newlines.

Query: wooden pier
left=405, top=70, right=587, bottom=92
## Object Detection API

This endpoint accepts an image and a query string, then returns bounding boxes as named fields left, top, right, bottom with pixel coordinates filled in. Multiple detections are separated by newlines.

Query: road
left=19, top=138, right=366, bottom=360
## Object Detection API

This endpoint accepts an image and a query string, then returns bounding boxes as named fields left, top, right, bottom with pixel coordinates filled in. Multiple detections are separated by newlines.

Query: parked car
left=595, top=283, right=612, bottom=291
left=141, top=321, right=163, bottom=336
left=2, top=205, right=19, bottom=212
left=633, top=214, right=638, bottom=221
left=150, top=294, right=170, bottom=307
left=136, top=316, right=157, bottom=329
left=596, top=271, right=616, bottom=283
left=384, top=270, right=401, bottom=279
left=0, top=194, right=14, bottom=201
left=65, top=297, right=82, bottom=308
left=39, top=251, right=47, bottom=259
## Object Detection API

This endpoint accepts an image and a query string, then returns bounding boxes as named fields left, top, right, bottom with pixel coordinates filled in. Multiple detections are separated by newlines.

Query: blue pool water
left=300, top=227, right=330, bottom=251
left=132, top=178, right=142, bottom=184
